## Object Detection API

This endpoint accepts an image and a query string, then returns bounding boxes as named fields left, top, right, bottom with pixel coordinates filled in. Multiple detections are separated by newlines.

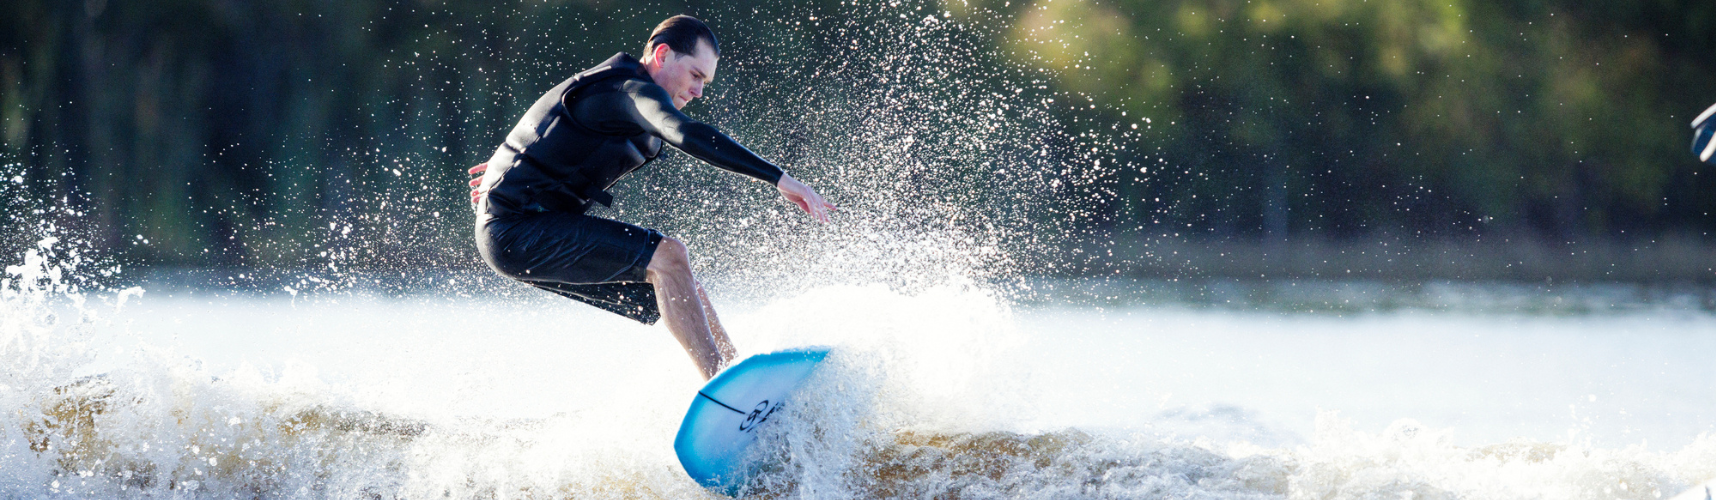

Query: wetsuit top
left=481, top=52, right=785, bottom=216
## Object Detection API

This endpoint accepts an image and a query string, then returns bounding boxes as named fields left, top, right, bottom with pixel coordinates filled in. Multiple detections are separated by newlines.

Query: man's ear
left=652, top=43, right=675, bottom=63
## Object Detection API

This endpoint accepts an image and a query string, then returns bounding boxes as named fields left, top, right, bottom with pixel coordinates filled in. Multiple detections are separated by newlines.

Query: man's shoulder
left=575, top=74, right=668, bottom=102
left=569, top=53, right=657, bottom=95
left=568, top=75, right=660, bottom=106
left=577, top=53, right=645, bottom=81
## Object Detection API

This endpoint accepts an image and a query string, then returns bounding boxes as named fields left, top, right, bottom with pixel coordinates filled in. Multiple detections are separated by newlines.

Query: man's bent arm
left=573, top=82, right=785, bottom=185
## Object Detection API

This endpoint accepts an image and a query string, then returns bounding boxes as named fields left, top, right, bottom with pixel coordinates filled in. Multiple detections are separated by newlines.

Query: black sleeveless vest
left=480, top=53, right=662, bottom=216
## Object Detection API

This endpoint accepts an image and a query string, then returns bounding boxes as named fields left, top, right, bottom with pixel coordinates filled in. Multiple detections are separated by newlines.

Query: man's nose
left=689, top=82, right=703, bottom=98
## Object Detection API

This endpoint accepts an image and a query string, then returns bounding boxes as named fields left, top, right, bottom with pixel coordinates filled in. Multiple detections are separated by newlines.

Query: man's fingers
left=805, top=194, right=831, bottom=223
left=779, top=180, right=834, bottom=223
left=809, top=197, right=829, bottom=223
left=812, top=196, right=832, bottom=221
left=468, top=163, right=489, bottom=204
left=791, top=195, right=824, bottom=223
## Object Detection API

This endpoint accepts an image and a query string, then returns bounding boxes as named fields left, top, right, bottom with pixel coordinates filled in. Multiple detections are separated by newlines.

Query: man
left=468, top=15, right=834, bottom=380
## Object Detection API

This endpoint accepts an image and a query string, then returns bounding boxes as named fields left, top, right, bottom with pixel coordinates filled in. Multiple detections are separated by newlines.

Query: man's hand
left=468, top=163, right=487, bottom=204
left=777, top=172, right=834, bottom=223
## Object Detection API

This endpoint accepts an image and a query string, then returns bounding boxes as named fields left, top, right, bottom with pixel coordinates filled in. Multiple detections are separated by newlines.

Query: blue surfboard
left=674, top=346, right=831, bottom=495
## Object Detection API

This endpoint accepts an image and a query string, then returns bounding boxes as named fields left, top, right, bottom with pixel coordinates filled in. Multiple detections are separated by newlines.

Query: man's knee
left=647, top=236, right=692, bottom=278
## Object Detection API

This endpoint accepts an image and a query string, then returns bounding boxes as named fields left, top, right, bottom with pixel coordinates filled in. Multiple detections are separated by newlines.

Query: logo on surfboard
left=739, top=400, right=784, bottom=432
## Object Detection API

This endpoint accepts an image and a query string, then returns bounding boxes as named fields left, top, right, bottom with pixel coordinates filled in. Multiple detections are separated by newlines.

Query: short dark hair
left=644, top=15, right=720, bottom=59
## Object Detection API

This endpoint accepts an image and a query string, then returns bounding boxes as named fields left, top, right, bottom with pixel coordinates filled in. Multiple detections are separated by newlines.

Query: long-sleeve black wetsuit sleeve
left=570, top=80, right=785, bottom=185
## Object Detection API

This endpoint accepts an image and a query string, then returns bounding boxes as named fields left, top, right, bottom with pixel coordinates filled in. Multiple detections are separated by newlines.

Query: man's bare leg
left=646, top=236, right=733, bottom=380
left=696, top=283, right=736, bottom=362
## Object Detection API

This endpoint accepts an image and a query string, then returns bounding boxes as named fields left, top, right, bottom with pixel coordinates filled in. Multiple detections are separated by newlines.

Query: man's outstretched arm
left=575, top=83, right=835, bottom=221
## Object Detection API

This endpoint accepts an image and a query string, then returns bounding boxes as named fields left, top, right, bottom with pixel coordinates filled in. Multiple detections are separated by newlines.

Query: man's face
left=648, top=39, right=718, bottom=110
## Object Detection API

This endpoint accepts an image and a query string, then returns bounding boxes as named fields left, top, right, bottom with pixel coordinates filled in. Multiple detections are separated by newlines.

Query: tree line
left=2, top=0, right=1713, bottom=273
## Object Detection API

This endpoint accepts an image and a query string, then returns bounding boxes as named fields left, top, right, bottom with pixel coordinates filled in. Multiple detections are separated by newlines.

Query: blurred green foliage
left=1, top=0, right=1713, bottom=270
left=993, top=0, right=1716, bottom=243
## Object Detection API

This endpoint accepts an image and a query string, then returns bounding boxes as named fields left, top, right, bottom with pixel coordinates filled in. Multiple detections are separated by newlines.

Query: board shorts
left=476, top=211, right=664, bottom=324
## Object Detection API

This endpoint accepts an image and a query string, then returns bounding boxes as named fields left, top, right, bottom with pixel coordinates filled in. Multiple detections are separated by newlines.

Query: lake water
left=4, top=277, right=1715, bottom=498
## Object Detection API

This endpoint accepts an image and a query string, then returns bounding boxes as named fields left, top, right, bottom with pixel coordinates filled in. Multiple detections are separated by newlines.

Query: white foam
left=5, top=279, right=1714, bottom=497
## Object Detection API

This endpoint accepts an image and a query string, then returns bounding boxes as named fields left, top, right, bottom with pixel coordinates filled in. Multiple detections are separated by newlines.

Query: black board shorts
left=476, top=211, right=664, bottom=324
